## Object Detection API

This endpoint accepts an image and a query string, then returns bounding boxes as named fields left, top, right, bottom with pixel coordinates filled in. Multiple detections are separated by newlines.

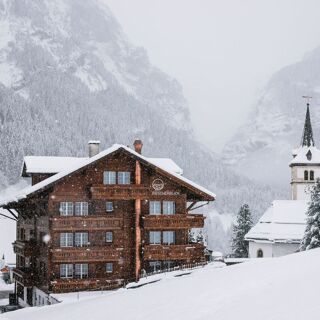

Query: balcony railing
left=51, top=216, right=123, bottom=231
left=143, top=214, right=205, bottom=229
left=13, top=268, right=35, bottom=286
left=51, top=278, right=123, bottom=293
left=13, top=240, right=39, bottom=256
left=90, top=185, right=150, bottom=199
left=51, top=247, right=122, bottom=263
left=143, top=244, right=205, bottom=261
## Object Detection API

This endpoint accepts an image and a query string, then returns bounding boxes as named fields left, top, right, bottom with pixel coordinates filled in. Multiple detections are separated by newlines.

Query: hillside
left=223, top=46, right=320, bottom=187
left=0, top=0, right=286, bottom=252
left=1, top=249, right=319, bottom=320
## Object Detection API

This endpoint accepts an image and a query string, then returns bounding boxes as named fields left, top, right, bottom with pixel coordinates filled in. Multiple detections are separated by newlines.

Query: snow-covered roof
left=245, top=200, right=308, bottom=244
left=22, top=156, right=88, bottom=175
left=2, top=144, right=215, bottom=206
left=290, top=146, right=320, bottom=166
left=147, top=158, right=183, bottom=175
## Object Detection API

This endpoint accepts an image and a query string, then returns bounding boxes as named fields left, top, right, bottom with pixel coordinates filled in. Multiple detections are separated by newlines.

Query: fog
left=105, top=0, right=320, bottom=152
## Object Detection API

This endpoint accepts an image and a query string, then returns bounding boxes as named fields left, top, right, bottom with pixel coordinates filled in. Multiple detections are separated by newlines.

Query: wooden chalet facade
left=1, top=140, right=215, bottom=306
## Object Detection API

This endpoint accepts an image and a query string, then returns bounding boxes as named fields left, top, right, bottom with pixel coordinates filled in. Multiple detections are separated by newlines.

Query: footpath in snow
left=0, top=249, right=319, bottom=320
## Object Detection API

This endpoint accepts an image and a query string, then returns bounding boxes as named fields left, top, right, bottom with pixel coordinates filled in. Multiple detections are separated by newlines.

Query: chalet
left=0, top=140, right=215, bottom=307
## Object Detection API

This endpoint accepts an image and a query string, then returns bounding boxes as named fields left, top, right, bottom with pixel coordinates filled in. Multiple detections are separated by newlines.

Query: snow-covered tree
left=300, top=179, right=320, bottom=251
left=196, top=230, right=204, bottom=244
left=188, top=229, right=197, bottom=243
left=231, top=204, right=253, bottom=258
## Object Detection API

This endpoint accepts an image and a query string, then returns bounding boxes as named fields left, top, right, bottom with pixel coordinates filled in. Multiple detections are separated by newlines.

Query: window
left=149, top=201, right=161, bottom=215
left=106, top=262, right=113, bottom=273
left=106, top=231, right=113, bottom=243
left=149, top=231, right=161, bottom=244
left=304, top=170, right=309, bottom=181
left=118, top=171, right=131, bottom=184
left=60, top=264, right=73, bottom=278
left=60, top=233, right=73, bottom=247
left=163, top=260, right=174, bottom=270
left=75, top=202, right=88, bottom=216
left=149, top=261, right=161, bottom=272
left=60, top=202, right=73, bottom=216
left=75, top=264, right=88, bottom=279
left=257, top=249, right=263, bottom=258
left=310, top=170, right=315, bottom=181
left=106, top=202, right=114, bottom=212
left=163, top=201, right=175, bottom=215
left=163, top=231, right=175, bottom=245
left=103, top=171, right=116, bottom=184
left=74, top=233, right=89, bottom=247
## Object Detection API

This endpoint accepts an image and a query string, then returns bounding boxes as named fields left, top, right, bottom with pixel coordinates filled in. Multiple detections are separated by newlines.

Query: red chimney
left=133, top=139, right=143, bottom=154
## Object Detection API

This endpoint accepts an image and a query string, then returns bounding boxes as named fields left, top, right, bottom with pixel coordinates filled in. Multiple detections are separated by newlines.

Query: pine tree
left=231, top=204, right=253, bottom=258
left=188, top=229, right=196, bottom=244
left=196, top=230, right=204, bottom=244
left=300, top=178, right=320, bottom=250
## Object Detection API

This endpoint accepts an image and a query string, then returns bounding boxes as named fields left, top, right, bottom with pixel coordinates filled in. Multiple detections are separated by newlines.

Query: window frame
left=149, top=231, right=161, bottom=245
left=304, top=170, right=309, bottom=181
left=106, top=262, right=113, bottom=273
left=103, top=171, right=116, bottom=185
left=118, top=171, right=131, bottom=185
left=163, top=201, right=176, bottom=215
left=310, top=170, right=315, bottom=181
left=74, top=232, right=89, bottom=247
left=105, top=231, right=113, bottom=243
left=60, top=264, right=73, bottom=279
left=60, top=233, right=74, bottom=247
left=149, top=201, right=161, bottom=215
left=74, top=263, right=88, bottom=279
left=106, top=201, right=114, bottom=213
left=74, top=202, right=89, bottom=216
left=60, top=202, right=74, bottom=216
left=162, top=231, right=175, bottom=245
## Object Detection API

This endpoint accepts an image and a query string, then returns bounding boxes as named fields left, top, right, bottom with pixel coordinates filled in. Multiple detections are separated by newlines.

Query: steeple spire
left=301, top=102, right=315, bottom=147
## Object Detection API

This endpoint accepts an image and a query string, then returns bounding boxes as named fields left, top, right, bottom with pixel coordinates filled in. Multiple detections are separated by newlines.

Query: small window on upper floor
left=103, top=171, right=116, bottom=184
left=118, top=172, right=131, bottom=184
left=106, top=201, right=114, bottom=212
left=310, top=170, right=315, bottom=181
left=106, top=231, right=113, bottom=243
left=304, top=170, right=309, bottom=181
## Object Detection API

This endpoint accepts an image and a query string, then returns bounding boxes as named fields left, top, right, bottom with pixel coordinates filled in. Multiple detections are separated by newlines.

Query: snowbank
left=1, top=249, right=320, bottom=320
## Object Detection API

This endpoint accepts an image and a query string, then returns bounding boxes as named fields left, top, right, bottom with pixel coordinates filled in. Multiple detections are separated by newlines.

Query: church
left=245, top=102, right=318, bottom=258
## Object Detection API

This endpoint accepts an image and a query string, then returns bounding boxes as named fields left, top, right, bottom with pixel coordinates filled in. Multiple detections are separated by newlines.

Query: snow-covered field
left=1, top=249, right=319, bottom=320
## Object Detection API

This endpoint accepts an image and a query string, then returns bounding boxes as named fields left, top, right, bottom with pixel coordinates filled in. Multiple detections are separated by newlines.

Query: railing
left=50, top=216, right=123, bottom=231
left=143, top=214, right=205, bottom=229
left=143, top=243, right=205, bottom=261
left=13, top=240, right=39, bottom=256
left=51, top=278, right=123, bottom=293
left=90, top=185, right=150, bottom=199
left=13, top=268, right=34, bottom=286
left=51, top=247, right=122, bottom=263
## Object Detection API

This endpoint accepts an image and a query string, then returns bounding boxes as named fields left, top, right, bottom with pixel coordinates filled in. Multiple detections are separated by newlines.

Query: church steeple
left=301, top=103, right=315, bottom=147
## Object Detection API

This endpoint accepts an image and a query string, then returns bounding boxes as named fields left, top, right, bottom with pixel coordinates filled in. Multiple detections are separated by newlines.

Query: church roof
left=290, top=146, right=320, bottom=166
left=245, top=200, right=307, bottom=244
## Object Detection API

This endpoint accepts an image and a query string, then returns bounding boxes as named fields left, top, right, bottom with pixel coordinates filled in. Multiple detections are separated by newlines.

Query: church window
left=257, top=249, right=263, bottom=258
left=304, top=170, right=309, bottom=181
left=310, top=170, right=314, bottom=181
left=306, top=150, right=312, bottom=161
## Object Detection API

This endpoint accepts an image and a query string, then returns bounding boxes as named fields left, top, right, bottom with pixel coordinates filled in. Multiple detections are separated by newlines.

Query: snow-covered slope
left=1, top=249, right=320, bottom=320
left=223, top=46, right=320, bottom=187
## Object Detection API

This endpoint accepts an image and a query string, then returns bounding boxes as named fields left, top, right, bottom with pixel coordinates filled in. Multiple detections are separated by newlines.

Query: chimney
left=133, top=139, right=143, bottom=154
left=88, top=141, right=100, bottom=157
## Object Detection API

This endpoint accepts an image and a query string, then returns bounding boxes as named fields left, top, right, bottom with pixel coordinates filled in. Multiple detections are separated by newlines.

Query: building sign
left=152, top=179, right=164, bottom=191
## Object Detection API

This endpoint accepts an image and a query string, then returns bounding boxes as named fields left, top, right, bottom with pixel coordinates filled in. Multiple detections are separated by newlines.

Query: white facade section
left=248, top=241, right=300, bottom=258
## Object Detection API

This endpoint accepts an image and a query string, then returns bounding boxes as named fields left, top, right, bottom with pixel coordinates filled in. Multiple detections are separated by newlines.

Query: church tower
left=290, top=102, right=320, bottom=200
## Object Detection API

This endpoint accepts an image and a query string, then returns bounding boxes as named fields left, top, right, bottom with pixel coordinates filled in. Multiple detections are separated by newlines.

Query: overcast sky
left=105, top=0, right=320, bottom=151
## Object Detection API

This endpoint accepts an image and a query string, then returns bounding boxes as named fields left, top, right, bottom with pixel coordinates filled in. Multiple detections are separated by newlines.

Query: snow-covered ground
left=1, top=249, right=319, bottom=320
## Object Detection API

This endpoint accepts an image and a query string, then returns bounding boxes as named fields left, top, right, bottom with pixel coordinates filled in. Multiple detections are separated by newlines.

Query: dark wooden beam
left=0, top=212, right=17, bottom=221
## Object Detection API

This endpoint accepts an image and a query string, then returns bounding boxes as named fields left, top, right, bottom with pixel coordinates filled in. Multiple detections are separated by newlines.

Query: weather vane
left=302, top=95, right=312, bottom=106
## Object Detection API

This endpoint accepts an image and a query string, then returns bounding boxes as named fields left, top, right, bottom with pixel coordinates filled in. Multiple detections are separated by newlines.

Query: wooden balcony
left=144, top=244, right=205, bottom=261
left=13, top=240, right=39, bottom=256
left=13, top=268, right=35, bottom=287
left=50, top=216, right=123, bottom=231
left=90, top=185, right=150, bottom=200
left=51, top=247, right=122, bottom=263
left=51, top=278, right=123, bottom=293
left=143, top=214, right=205, bottom=229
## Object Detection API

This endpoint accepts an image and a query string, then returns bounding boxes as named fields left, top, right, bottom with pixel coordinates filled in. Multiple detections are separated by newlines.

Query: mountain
left=0, top=0, right=284, bottom=252
left=223, top=46, right=320, bottom=188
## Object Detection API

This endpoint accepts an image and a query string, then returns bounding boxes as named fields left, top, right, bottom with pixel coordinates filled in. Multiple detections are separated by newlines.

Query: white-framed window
left=118, top=171, right=131, bottom=184
left=106, top=262, right=113, bottom=273
left=149, top=231, right=161, bottom=244
left=149, top=201, right=161, bottom=215
left=103, top=171, right=116, bottom=184
left=75, top=264, right=88, bottom=279
left=106, top=201, right=114, bottom=212
left=149, top=261, right=161, bottom=272
left=163, top=231, right=175, bottom=245
left=59, top=202, right=73, bottom=216
left=106, top=231, right=113, bottom=243
left=60, top=264, right=73, bottom=278
left=60, top=233, right=73, bottom=247
left=163, top=201, right=175, bottom=215
left=74, top=232, right=89, bottom=247
left=74, top=202, right=88, bottom=216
